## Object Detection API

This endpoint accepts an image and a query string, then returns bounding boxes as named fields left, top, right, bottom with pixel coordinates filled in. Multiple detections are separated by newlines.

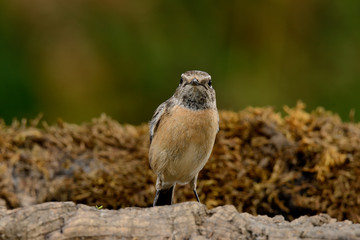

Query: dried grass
left=0, top=102, right=359, bottom=222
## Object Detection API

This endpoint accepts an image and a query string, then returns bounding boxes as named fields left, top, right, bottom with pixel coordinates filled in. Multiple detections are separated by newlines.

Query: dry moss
left=0, top=102, right=359, bottom=222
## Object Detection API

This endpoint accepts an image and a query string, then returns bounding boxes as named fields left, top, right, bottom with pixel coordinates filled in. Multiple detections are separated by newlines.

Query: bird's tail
left=153, top=186, right=174, bottom=206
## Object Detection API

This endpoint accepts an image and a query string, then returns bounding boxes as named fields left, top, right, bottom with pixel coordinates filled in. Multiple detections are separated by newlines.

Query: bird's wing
left=149, top=98, right=174, bottom=144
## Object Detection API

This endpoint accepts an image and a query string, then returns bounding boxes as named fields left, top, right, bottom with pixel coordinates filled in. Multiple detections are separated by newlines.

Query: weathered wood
left=0, top=202, right=359, bottom=240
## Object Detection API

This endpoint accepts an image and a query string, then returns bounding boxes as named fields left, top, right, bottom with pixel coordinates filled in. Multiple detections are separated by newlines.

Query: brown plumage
left=149, top=70, right=219, bottom=206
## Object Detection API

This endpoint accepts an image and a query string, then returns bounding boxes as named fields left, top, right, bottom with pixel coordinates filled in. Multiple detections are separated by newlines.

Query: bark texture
left=0, top=201, right=359, bottom=240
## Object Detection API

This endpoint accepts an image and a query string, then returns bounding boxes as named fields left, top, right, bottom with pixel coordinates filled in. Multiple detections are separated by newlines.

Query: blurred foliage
left=0, top=0, right=359, bottom=124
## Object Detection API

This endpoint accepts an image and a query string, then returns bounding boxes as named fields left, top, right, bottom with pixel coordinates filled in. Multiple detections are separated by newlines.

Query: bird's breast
left=149, top=105, right=218, bottom=183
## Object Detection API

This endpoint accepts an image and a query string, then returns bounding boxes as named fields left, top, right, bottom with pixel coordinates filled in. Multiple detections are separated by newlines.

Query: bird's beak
left=191, top=79, right=200, bottom=86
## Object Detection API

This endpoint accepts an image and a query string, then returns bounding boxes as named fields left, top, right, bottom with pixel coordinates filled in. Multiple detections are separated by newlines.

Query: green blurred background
left=0, top=0, right=359, bottom=125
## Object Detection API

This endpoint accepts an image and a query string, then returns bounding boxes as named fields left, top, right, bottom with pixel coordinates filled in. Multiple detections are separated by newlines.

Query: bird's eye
left=179, top=78, right=183, bottom=85
left=208, top=80, right=212, bottom=88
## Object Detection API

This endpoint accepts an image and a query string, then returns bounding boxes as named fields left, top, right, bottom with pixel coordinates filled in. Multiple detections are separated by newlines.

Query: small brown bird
left=149, top=70, right=219, bottom=206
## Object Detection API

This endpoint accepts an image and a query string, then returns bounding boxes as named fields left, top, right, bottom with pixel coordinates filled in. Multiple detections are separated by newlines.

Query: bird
left=149, top=70, right=219, bottom=206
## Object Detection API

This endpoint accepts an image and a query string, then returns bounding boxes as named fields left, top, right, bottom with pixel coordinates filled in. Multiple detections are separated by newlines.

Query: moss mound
left=0, top=102, right=359, bottom=222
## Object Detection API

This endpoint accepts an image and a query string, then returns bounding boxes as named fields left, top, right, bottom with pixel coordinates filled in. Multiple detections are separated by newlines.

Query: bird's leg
left=153, top=177, right=162, bottom=206
left=193, top=189, right=200, bottom=203
left=190, top=175, right=201, bottom=203
left=153, top=190, right=160, bottom=206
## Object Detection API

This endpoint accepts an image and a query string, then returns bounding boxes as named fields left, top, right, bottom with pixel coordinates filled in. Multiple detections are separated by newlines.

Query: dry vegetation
left=0, top=102, right=359, bottom=223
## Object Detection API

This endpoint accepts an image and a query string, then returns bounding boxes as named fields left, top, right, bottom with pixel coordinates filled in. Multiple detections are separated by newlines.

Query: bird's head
left=173, top=70, right=216, bottom=110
